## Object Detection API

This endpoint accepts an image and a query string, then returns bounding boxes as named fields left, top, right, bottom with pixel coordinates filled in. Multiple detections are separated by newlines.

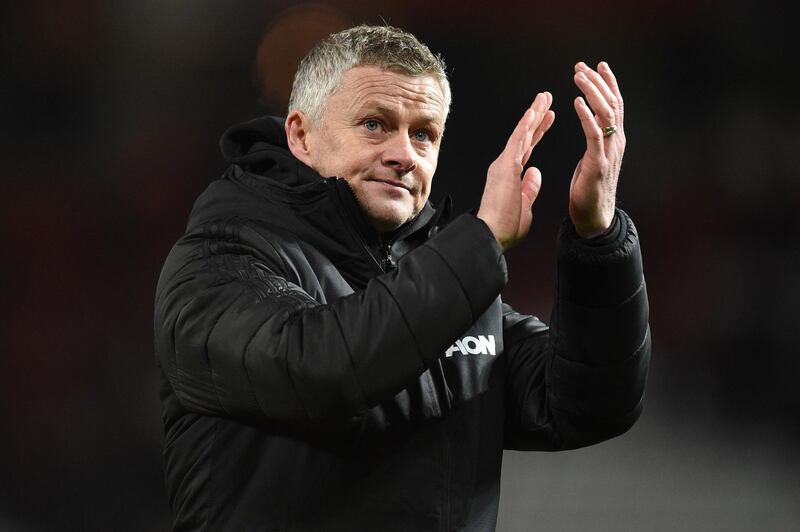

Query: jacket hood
left=220, top=114, right=287, bottom=162
left=220, top=115, right=321, bottom=188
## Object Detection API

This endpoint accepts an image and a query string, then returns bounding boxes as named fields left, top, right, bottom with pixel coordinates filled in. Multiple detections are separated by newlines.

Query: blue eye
left=364, top=120, right=380, bottom=131
left=413, top=130, right=431, bottom=142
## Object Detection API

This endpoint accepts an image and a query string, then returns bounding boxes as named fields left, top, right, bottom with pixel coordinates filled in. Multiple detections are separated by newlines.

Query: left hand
left=569, top=61, right=626, bottom=238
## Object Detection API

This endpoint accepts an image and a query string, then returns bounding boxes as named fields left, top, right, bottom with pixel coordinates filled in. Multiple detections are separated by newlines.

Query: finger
left=532, top=92, right=552, bottom=131
left=597, top=61, right=624, bottom=129
left=575, top=62, right=618, bottom=120
left=574, top=70, right=616, bottom=129
left=520, top=96, right=542, bottom=159
left=532, top=91, right=552, bottom=114
left=525, top=92, right=549, bottom=134
left=574, top=96, right=604, bottom=157
left=531, top=109, right=555, bottom=149
left=519, top=92, right=552, bottom=165
left=502, top=107, right=536, bottom=160
left=503, top=92, right=547, bottom=164
left=522, top=109, right=555, bottom=165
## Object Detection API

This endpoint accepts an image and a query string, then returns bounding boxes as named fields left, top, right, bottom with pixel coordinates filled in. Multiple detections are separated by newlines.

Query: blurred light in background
left=255, top=4, right=352, bottom=109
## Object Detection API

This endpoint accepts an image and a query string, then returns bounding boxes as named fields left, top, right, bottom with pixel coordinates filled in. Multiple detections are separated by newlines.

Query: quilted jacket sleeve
left=502, top=209, right=651, bottom=450
left=154, top=214, right=506, bottom=427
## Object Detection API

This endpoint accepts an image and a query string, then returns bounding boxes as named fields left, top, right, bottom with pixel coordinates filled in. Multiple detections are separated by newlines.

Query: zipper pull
left=379, top=242, right=396, bottom=271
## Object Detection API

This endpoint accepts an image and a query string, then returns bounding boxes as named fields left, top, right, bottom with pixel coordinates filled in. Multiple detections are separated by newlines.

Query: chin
left=366, top=204, right=415, bottom=233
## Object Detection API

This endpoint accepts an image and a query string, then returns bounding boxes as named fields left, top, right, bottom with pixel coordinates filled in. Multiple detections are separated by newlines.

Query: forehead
left=327, top=66, right=446, bottom=124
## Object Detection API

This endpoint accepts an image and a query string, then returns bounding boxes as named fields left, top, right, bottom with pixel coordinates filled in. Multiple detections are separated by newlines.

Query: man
left=154, top=25, right=650, bottom=531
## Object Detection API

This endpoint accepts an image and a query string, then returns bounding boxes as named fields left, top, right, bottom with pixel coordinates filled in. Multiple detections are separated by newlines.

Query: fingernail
left=600, top=61, right=610, bottom=70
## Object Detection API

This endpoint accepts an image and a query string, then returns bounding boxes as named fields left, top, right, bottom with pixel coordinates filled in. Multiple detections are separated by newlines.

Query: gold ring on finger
left=602, top=125, right=617, bottom=137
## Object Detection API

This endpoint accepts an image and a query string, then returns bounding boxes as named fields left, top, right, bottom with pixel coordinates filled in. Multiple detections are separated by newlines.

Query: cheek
left=338, top=148, right=379, bottom=178
left=311, top=133, right=360, bottom=177
left=418, top=160, right=437, bottom=194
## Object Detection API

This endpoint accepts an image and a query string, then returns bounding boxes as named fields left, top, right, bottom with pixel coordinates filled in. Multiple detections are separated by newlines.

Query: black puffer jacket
left=154, top=116, right=651, bottom=531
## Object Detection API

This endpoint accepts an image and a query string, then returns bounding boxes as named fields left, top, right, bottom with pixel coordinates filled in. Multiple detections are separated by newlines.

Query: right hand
left=477, top=92, right=555, bottom=251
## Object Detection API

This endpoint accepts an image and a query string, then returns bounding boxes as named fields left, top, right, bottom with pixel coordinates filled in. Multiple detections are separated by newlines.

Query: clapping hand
left=477, top=92, right=555, bottom=251
left=568, top=61, right=626, bottom=238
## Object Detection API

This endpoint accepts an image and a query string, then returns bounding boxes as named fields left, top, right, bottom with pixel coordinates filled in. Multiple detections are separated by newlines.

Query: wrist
left=574, top=222, right=611, bottom=239
left=476, top=211, right=512, bottom=252
left=570, top=206, right=615, bottom=239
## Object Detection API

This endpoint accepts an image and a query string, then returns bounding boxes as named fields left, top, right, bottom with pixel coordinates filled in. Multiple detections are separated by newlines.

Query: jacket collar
left=206, top=115, right=442, bottom=288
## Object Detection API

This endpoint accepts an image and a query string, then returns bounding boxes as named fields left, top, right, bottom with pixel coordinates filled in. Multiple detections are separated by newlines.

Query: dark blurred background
left=2, top=1, right=798, bottom=530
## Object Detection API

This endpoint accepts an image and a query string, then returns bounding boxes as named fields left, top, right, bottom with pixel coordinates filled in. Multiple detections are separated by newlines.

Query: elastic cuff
left=556, top=209, right=643, bottom=307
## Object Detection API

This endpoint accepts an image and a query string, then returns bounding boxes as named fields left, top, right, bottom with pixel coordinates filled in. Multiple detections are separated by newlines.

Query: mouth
left=368, top=178, right=411, bottom=192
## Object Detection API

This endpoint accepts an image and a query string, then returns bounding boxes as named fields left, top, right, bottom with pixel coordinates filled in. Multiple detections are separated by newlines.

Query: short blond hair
left=288, top=24, right=451, bottom=124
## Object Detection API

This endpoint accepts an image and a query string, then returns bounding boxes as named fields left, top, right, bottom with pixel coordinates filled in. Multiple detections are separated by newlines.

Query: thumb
left=521, top=166, right=542, bottom=209
left=518, top=166, right=542, bottom=237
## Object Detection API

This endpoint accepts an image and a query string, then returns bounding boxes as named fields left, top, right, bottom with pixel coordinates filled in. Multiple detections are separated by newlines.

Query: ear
left=285, top=110, right=314, bottom=166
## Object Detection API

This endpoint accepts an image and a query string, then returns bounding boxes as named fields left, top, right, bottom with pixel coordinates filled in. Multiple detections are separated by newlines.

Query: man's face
left=305, top=66, right=446, bottom=233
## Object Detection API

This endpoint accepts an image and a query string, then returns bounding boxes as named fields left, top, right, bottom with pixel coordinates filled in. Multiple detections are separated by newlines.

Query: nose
left=381, top=132, right=417, bottom=173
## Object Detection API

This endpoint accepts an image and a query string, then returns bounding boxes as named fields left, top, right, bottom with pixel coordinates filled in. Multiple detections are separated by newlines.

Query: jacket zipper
left=335, top=178, right=414, bottom=273
left=377, top=218, right=414, bottom=272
